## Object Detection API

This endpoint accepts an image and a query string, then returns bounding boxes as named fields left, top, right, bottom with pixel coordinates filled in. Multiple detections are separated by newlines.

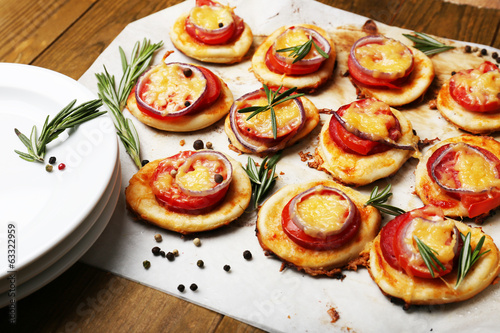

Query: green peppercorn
left=152, top=246, right=161, bottom=256
left=143, top=260, right=151, bottom=269
left=177, top=284, right=185, bottom=292
left=243, top=250, right=252, bottom=260
left=190, top=283, right=198, bottom=291
left=173, top=249, right=179, bottom=256
left=154, top=233, right=162, bottom=242
left=170, top=169, right=178, bottom=177
left=193, top=238, right=201, bottom=246
left=214, top=174, right=223, bottom=184
left=141, top=160, right=149, bottom=167
left=197, top=260, right=204, bottom=268
left=206, top=141, right=213, bottom=149
left=193, top=140, right=204, bottom=150
left=223, top=265, right=231, bottom=272
left=167, top=252, right=175, bottom=261
left=45, top=164, right=53, bottom=172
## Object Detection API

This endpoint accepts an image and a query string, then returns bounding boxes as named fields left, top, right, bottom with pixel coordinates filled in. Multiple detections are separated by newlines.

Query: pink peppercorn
left=58, top=163, right=66, bottom=170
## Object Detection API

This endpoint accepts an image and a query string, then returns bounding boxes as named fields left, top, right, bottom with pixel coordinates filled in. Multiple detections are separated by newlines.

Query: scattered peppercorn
left=205, top=141, right=213, bottom=149
left=170, top=169, right=178, bottom=177
left=481, top=48, right=487, bottom=56
left=496, top=58, right=500, bottom=64
left=465, top=45, right=471, bottom=53
left=197, top=260, right=204, bottom=268
left=190, top=283, right=198, bottom=291
left=45, top=164, right=53, bottom=172
left=49, top=156, right=56, bottom=164
left=166, top=252, right=175, bottom=261
left=173, top=249, right=179, bottom=256
left=143, top=260, right=151, bottom=269
left=243, top=250, right=252, bottom=260
left=141, top=160, right=149, bottom=167
left=223, top=265, right=231, bottom=272
left=451, top=71, right=456, bottom=76
left=58, top=163, right=66, bottom=170
left=160, top=251, right=166, bottom=258
left=183, top=68, right=192, bottom=77
left=177, top=284, right=185, bottom=292
left=214, top=174, right=223, bottom=184
left=193, top=238, right=201, bottom=246
left=152, top=246, right=161, bottom=256
left=493, top=52, right=498, bottom=59
left=218, top=22, right=223, bottom=28
left=184, top=101, right=191, bottom=107
left=154, top=233, right=162, bottom=242
left=193, top=139, right=204, bottom=150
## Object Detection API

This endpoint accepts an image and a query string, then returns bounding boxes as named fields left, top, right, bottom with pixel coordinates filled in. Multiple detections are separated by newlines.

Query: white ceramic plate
left=0, top=63, right=118, bottom=274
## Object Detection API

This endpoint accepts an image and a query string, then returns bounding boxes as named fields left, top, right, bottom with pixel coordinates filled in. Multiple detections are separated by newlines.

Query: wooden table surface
left=1, top=0, right=499, bottom=332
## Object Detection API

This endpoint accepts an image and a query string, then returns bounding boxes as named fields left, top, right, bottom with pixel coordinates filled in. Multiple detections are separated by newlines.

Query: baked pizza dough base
left=256, top=180, right=381, bottom=276
left=170, top=13, right=253, bottom=64
left=354, top=47, right=434, bottom=106
left=415, top=135, right=500, bottom=218
left=224, top=96, right=320, bottom=153
left=251, top=24, right=337, bottom=91
left=317, top=108, right=419, bottom=186
left=437, top=80, right=500, bottom=134
left=369, top=220, right=500, bottom=305
left=126, top=76, right=233, bottom=132
left=125, top=153, right=252, bottom=234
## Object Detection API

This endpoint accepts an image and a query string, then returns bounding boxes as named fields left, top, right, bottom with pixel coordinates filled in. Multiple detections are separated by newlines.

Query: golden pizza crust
left=251, top=24, right=337, bottom=91
left=224, top=95, right=320, bottom=153
left=316, top=108, right=419, bottom=186
left=415, top=135, right=500, bottom=218
left=125, top=152, right=251, bottom=234
left=437, top=80, right=500, bottom=134
left=369, top=220, right=500, bottom=305
left=169, top=13, right=253, bottom=64
left=126, top=75, right=233, bottom=132
left=354, top=47, right=434, bottom=106
left=256, top=180, right=381, bottom=276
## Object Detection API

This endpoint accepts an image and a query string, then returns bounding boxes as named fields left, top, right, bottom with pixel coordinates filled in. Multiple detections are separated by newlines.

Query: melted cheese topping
left=453, top=69, right=500, bottom=105
left=296, top=191, right=349, bottom=237
left=355, top=39, right=412, bottom=78
left=407, top=218, right=456, bottom=264
left=455, top=146, right=500, bottom=190
left=152, top=172, right=173, bottom=192
left=141, top=64, right=206, bottom=116
left=341, top=100, right=395, bottom=139
left=190, top=5, right=233, bottom=30
left=274, top=27, right=319, bottom=61
left=176, top=157, right=226, bottom=191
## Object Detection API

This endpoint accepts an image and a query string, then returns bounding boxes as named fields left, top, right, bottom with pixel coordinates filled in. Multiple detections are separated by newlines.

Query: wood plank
left=444, top=0, right=500, bottom=10
left=317, top=0, right=403, bottom=25
left=215, top=316, right=266, bottom=333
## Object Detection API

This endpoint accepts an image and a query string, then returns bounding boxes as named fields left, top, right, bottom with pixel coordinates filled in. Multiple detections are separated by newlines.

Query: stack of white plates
left=0, top=64, right=120, bottom=306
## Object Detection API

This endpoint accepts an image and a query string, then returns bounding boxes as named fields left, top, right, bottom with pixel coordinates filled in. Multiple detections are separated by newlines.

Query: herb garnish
left=365, top=184, right=406, bottom=216
left=414, top=236, right=446, bottom=278
left=456, top=232, right=490, bottom=288
left=237, top=84, right=304, bottom=139
left=96, top=38, right=163, bottom=169
left=402, top=32, right=455, bottom=56
left=14, top=99, right=105, bottom=163
left=276, top=37, right=329, bottom=63
left=244, top=153, right=281, bottom=210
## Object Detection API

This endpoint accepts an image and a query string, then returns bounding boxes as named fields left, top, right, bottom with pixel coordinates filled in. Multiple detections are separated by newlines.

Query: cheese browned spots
left=341, top=100, right=395, bottom=139
left=190, top=5, right=233, bottom=30
left=452, top=70, right=500, bottom=105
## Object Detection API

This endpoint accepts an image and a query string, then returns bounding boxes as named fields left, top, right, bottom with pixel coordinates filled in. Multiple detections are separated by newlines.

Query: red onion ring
left=135, top=62, right=208, bottom=118
left=175, top=151, right=233, bottom=197
left=349, top=35, right=414, bottom=81
left=430, top=143, right=500, bottom=194
left=186, top=14, right=235, bottom=45
left=229, top=89, right=306, bottom=153
left=332, top=111, right=415, bottom=151
left=288, top=185, right=357, bottom=239
left=272, top=27, right=331, bottom=67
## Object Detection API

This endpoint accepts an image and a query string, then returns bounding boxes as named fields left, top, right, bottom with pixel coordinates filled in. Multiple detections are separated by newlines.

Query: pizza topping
left=449, top=61, right=500, bottom=112
left=281, top=186, right=361, bottom=250
left=135, top=62, right=221, bottom=118
left=348, top=35, right=414, bottom=89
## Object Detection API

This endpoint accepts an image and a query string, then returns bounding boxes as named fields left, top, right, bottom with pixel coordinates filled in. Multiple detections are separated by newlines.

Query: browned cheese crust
left=169, top=13, right=253, bottom=64
left=437, top=80, right=500, bottom=134
left=126, top=75, right=233, bottom=132
left=125, top=153, right=252, bottom=234
left=251, top=24, right=336, bottom=91
left=369, top=221, right=500, bottom=305
left=256, top=180, right=381, bottom=276
left=415, top=135, right=500, bottom=218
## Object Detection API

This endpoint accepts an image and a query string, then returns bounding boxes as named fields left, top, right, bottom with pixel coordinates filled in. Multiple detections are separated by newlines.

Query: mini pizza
left=415, top=135, right=500, bottom=219
left=125, top=150, right=252, bottom=234
left=369, top=205, right=500, bottom=305
left=348, top=35, right=434, bottom=106
left=169, top=0, right=253, bottom=64
left=224, top=85, right=319, bottom=154
left=437, top=61, right=500, bottom=134
left=251, top=24, right=336, bottom=91
left=256, top=179, right=381, bottom=276
left=126, top=57, right=233, bottom=132
left=315, top=98, right=419, bottom=186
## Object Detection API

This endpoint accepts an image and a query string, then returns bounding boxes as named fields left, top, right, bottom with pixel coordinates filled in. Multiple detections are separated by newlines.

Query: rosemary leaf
left=244, top=153, right=281, bottom=210
left=365, top=184, right=405, bottom=216
left=414, top=236, right=446, bottom=278
left=455, top=233, right=490, bottom=288
left=276, top=38, right=329, bottom=64
left=403, top=32, right=455, bottom=56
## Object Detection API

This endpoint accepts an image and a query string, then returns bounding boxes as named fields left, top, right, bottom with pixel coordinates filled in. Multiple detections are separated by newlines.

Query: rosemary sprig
left=276, top=37, right=329, bottom=63
left=365, top=184, right=406, bottom=216
left=238, top=84, right=304, bottom=139
left=414, top=236, right=446, bottom=278
left=455, top=233, right=490, bottom=288
left=244, top=153, right=281, bottom=210
left=96, top=38, right=163, bottom=169
left=14, top=99, right=105, bottom=163
left=402, top=32, right=455, bottom=56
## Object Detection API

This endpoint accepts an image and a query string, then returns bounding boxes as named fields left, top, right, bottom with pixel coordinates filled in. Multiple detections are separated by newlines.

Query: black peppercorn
left=152, top=246, right=161, bottom=256
left=49, top=156, right=56, bottom=164
left=190, top=283, right=198, bottom=291
left=193, top=139, right=204, bottom=150
left=493, top=52, right=498, bottom=59
left=214, top=174, right=223, bottom=183
left=166, top=252, right=175, bottom=261
left=197, top=260, right=204, bottom=268
left=243, top=250, right=252, bottom=260
left=496, top=58, right=500, bottom=64
left=451, top=71, right=456, bottom=76
left=160, top=251, right=166, bottom=258
left=177, top=284, right=185, bottom=292
left=184, top=101, right=191, bottom=107
left=218, top=22, right=223, bottom=28
left=223, top=264, right=231, bottom=272
left=465, top=45, right=472, bottom=53
left=183, top=68, right=192, bottom=77
left=141, top=159, right=149, bottom=167
left=481, top=48, right=487, bottom=56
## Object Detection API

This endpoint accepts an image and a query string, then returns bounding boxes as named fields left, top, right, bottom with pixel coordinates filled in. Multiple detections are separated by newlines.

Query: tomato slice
left=150, top=151, right=229, bottom=214
left=281, top=191, right=361, bottom=251
left=449, top=61, right=500, bottom=112
left=265, top=47, right=323, bottom=76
